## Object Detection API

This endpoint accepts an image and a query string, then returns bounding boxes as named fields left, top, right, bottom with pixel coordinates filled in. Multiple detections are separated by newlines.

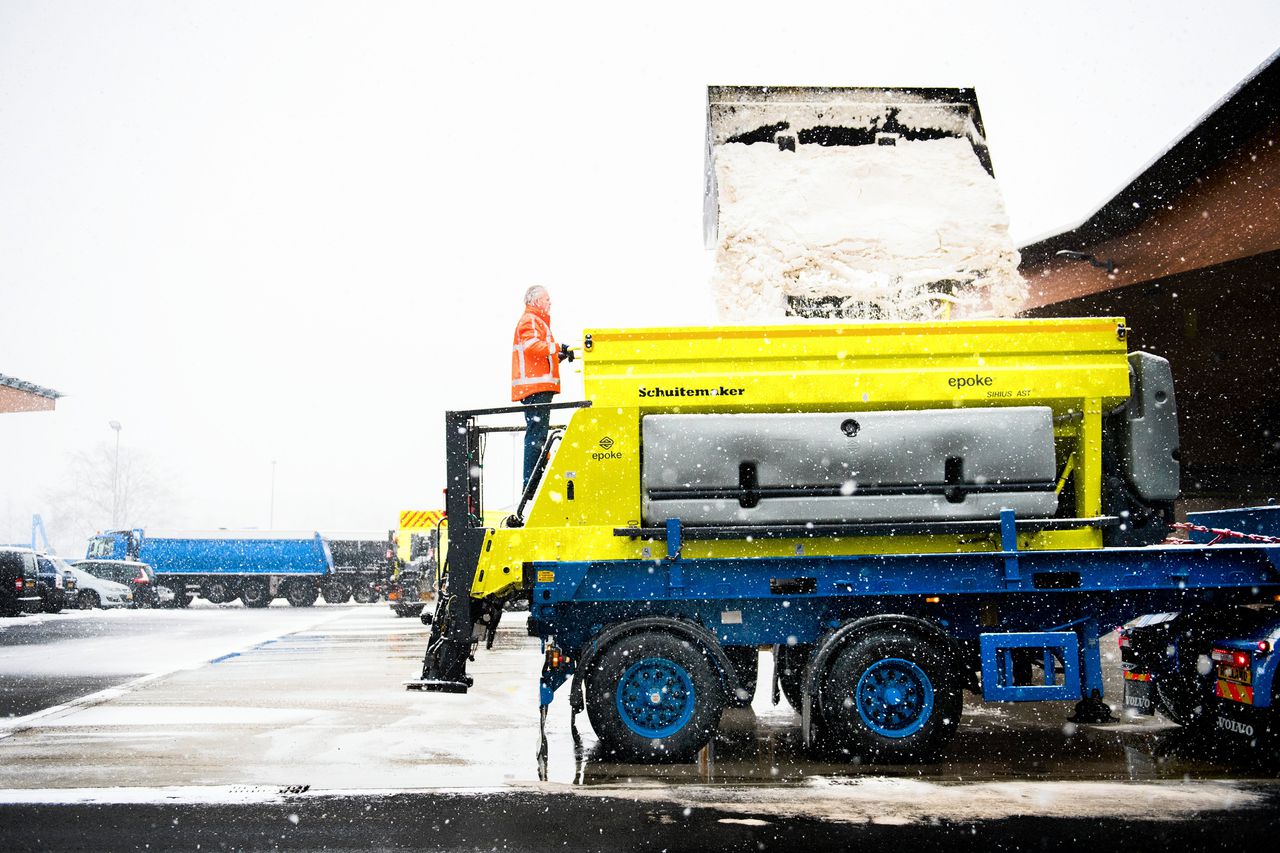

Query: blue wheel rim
left=615, top=656, right=696, bottom=739
left=854, top=657, right=935, bottom=738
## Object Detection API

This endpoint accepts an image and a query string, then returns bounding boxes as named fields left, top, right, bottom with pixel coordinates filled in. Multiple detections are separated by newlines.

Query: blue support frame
left=1000, top=508, right=1020, bottom=583
left=529, top=515, right=1280, bottom=707
left=979, top=632, right=1081, bottom=701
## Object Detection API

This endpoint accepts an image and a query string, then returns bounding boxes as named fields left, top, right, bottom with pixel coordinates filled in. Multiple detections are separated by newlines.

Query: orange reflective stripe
left=1218, top=679, right=1256, bottom=705
left=400, top=510, right=444, bottom=529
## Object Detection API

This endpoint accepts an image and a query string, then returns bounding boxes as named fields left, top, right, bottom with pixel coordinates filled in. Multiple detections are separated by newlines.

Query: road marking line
left=0, top=607, right=357, bottom=742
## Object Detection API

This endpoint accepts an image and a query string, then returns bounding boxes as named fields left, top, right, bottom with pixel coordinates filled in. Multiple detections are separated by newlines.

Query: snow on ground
left=0, top=777, right=1263, bottom=824
left=546, top=777, right=1267, bottom=824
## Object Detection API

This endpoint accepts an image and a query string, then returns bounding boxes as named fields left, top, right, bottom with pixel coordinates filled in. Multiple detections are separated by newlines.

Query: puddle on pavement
left=541, top=701, right=1280, bottom=787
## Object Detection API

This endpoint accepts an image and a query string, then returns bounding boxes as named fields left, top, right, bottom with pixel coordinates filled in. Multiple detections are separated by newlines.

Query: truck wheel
left=821, top=631, right=961, bottom=762
left=585, top=632, right=725, bottom=762
left=777, top=644, right=811, bottom=712
left=352, top=582, right=377, bottom=604
left=202, top=579, right=236, bottom=604
left=322, top=582, right=351, bottom=604
left=173, top=590, right=193, bottom=608
left=723, top=646, right=758, bottom=707
left=79, top=590, right=101, bottom=610
left=239, top=580, right=272, bottom=608
left=42, top=598, right=63, bottom=614
left=284, top=580, right=319, bottom=608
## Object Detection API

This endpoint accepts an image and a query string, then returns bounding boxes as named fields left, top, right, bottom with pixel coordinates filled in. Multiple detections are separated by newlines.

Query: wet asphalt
left=0, top=602, right=1277, bottom=850
left=3, top=788, right=1280, bottom=852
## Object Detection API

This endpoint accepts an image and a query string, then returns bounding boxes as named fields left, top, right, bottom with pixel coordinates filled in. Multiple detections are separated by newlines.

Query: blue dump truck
left=87, top=529, right=334, bottom=608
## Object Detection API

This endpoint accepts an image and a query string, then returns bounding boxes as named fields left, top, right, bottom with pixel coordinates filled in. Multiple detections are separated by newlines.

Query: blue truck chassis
left=525, top=511, right=1280, bottom=762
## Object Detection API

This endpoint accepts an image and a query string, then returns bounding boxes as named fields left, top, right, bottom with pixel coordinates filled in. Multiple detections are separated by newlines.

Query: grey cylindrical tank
left=642, top=407, right=1058, bottom=525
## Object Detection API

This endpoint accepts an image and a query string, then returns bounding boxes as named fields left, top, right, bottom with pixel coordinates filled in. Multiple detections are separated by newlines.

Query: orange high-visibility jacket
left=511, top=304, right=560, bottom=401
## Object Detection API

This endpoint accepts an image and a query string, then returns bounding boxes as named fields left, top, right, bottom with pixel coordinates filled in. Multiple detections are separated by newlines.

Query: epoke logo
left=592, top=436, right=622, bottom=461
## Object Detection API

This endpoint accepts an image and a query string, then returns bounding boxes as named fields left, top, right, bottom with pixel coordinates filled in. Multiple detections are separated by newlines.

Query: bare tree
left=41, top=443, right=179, bottom=555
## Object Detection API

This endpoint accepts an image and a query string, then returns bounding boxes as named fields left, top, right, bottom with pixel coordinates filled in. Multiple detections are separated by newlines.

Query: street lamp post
left=270, top=460, right=277, bottom=529
left=109, top=421, right=122, bottom=527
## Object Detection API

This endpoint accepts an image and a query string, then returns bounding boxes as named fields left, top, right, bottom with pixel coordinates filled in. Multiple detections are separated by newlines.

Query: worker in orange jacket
left=512, top=285, right=573, bottom=485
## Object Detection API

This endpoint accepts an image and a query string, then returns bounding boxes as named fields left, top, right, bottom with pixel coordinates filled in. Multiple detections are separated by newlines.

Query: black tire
left=239, top=580, right=272, bottom=608
left=321, top=582, right=351, bottom=604
left=352, top=582, right=377, bottom=604
left=723, top=646, right=759, bottom=708
left=79, top=590, right=101, bottom=610
left=42, top=598, right=63, bottom=614
left=173, top=590, right=193, bottom=608
left=284, top=580, right=319, bottom=608
left=820, top=630, right=962, bottom=763
left=585, top=631, right=725, bottom=762
left=777, top=644, right=811, bottom=712
left=202, top=579, right=237, bottom=604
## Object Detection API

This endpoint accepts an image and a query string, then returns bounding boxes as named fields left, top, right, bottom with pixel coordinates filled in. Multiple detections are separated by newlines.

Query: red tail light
left=14, top=579, right=22, bottom=590
left=1214, top=647, right=1251, bottom=668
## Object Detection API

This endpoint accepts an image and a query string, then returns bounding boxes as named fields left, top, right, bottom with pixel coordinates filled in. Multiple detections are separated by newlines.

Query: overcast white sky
left=2, top=1, right=1278, bottom=550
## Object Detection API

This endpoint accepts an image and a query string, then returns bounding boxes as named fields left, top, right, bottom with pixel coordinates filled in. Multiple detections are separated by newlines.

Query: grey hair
left=524, top=285, right=548, bottom=305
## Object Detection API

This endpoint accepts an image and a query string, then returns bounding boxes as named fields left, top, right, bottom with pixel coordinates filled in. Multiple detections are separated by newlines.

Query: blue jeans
left=521, top=391, right=555, bottom=486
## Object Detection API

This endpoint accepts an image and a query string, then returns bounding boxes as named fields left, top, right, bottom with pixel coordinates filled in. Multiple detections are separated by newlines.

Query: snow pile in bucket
left=711, top=136, right=1027, bottom=321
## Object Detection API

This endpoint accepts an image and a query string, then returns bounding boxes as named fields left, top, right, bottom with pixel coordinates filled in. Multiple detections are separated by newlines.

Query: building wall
left=1025, top=250, right=1280, bottom=510
left=0, top=385, right=56, bottom=414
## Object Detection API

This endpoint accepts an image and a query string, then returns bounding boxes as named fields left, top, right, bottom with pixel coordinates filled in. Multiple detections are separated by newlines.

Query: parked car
left=34, top=554, right=69, bottom=613
left=0, top=546, right=42, bottom=616
left=73, top=559, right=168, bottom=608
left=62, top=564, right=134, bottom=609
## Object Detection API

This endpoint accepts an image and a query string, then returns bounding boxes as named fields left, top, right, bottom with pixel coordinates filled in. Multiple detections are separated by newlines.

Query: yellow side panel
left=470, top=318, right=1130, bottom=596
left=583, top=317, right=1130, bottom=414
left=525, top=408, right=641, bottom=530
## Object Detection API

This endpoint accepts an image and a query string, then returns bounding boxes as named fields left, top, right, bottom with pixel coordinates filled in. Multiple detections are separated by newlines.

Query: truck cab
left=1207, top=610, right=1280, bottom=750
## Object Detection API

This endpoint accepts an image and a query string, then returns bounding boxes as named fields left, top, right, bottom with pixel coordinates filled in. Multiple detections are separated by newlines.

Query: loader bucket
left=703, top=86, right=993, bottom=248
left=703, top=85, right=1025, bottom=322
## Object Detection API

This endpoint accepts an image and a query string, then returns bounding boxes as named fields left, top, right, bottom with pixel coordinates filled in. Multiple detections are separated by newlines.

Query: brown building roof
left=1019, top=49, right=1280, bottom=310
